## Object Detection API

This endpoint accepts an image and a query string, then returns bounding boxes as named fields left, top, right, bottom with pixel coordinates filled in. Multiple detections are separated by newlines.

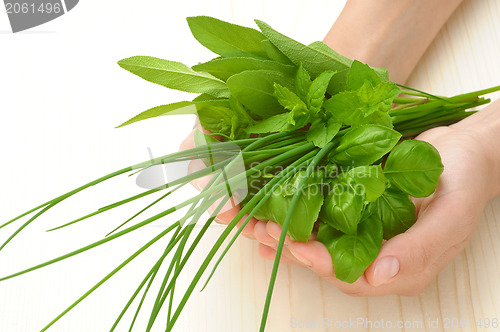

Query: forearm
left=452, top=100, right=500, bottom=200
left=323, top=0, right=463, bottom=83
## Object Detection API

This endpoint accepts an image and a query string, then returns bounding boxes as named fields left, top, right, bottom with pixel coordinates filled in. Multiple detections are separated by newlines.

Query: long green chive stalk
left=2, top=16, right=500, bottom=332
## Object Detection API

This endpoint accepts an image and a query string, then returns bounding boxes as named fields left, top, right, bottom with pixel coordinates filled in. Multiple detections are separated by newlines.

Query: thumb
left=365, top=190, right=482, bottom=287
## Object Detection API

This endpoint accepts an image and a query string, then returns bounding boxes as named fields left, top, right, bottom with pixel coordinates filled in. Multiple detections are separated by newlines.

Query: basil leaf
left=375, top=187, right=416, bottom=239
left=227, top=69, right=294, bottom=118
left=187, top=16, right=268, bottom=59
left=192, top=57, right=295, bottom=81
left=306, top=71, right=335, bottom=114
left=323, top=81, right=400, bottom=125
left=280, top=169, right=326, bottom=196
left=384, top=140, right=444, bottom=197
left=118, top=56, right=229, bottom=98
left=261, top=40, right=294, bottom=65
left=323, top=91, right=365, bottom=126
left=260, top=184, right=324, bottom=242
left=273, top=83, right=309, bottom=126
left=197, top=103, right=234, bottom=135
left=346, top=60, right=382, bottom=91
left=330, top=125, right=401, bottom=166
left=295, top=63, right=312, bottom=102
left=255, top=20, right=351, bottom=94
left=346, top=165, right=386, bottom=202
left=307, top=117, right=342, bottom=148
left=357, top=81, right=401, bottom=115
left=360, top=110, right=394, bottom=128
left=320, top=177, right=364, bottom=234
left=317, top=214, right=383, bottom=283
left=229, top=96, right=253, bottom=139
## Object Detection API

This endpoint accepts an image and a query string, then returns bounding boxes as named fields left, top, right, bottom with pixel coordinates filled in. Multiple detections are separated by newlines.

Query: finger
left=254, top=221, right=277, bottom=247
left=180, top=128, right=196, bottom=151
left=265, top=221, right=292, bottom=245
left=257, top=243, right=303, bottom=266
left=238, top=216, right=258, bottom=237
left=365, top=190, right=483, bottom=287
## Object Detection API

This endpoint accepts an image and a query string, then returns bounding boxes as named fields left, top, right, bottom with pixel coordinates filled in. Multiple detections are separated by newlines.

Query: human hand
left=256, top=99, right=500, bottom=296
left=179, top=120, right=262, bottom=240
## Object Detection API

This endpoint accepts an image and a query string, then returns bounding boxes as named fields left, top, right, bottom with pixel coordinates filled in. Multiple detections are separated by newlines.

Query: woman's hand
left=257, top=100, right=500, bottom=296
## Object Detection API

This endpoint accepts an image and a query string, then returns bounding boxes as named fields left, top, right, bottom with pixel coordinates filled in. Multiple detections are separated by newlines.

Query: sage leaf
left=192, top=57, right=295, bottom=81
left=317, top=214, right=383, bottom=283
left=306, top=117, right=341, bottom=148
left=255, top=20, right=351, bottom=94
left=384, top=140, right=444, bottom=197
left=118, top=56, right=229, bottom=98
left=246, top=113, right=291, bottom=134
left=187, top=16, right=268, bottom=59
left=227, top=70, right=294, bottom=118
left=331, top=125, right=401, bottom=166
left=261, top=40, right=294, bottom=65
left=375, top=187, right=416, bottom=239
left=116, top=101, right=196, bottom=128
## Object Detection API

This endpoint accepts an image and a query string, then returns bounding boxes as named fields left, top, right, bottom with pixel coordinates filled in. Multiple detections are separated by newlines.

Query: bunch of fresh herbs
left=1, top=16, right=499, bottom=332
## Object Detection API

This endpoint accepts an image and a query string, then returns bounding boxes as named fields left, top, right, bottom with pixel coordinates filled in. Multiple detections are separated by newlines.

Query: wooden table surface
left=0, top=0, right=499, bottom=331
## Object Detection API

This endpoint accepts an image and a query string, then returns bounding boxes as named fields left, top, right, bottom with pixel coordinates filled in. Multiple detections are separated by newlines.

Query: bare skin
left=180, top=0, right=500, bottom=295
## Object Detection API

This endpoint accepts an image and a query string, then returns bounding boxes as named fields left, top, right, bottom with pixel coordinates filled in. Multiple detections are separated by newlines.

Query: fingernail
left=372, top=256, right=399, bottom=286
left=290, top=249, right=313, bottom=267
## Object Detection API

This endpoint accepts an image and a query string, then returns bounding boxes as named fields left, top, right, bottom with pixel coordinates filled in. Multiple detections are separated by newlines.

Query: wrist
left=453, top=104, right=500, bottom=200
left=323, top=0, right=463, bottom=83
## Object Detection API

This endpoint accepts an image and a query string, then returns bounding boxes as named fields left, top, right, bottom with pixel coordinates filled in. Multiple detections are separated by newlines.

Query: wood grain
left=0, top=0, right=499, bottom=331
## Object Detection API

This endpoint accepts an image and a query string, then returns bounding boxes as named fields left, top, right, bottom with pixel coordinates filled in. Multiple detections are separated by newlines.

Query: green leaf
left=317, top=214, right=383, bottom=283
left=192, top=57, right=295, bottom=81
left=295, top=63, right=312, bottom=102
left=384, top=140, right=444, bottom=197
left=228, top=96, right=253, bottom=138
left=374, top=187, right=416, bottom=239
left=346, top=165, right=386, bottom=202
left=260, top=183, right=324, bottom=242
left=320, top=177, right=364, bottom=234
left=187, top=16, right=267, bottom=59
left=261, top=40, right=294, bottom=65
left=323, top=91, right=365, bottom=126
left=118, top=56, right=229, bottom=98
left=255, top=20, right=351, bottom=94
left=307, top=117, right=341, bottom=148
left=330, top=125, right=401, bottom=166
left=273, top=83, right=309, bottom=126
left=196, top=102, right=235, bottom=135
left=306, top=71, right=335, bottom=114
left=360, top=110, right=394, bottom=128
left=357, top=81, right=401, bottom=115
left=280, top=169, right=326, bottom=196
left=116, top=101, right=196, bottom=128
left=226, top=70, right=294, bottom=118
left=346, top=60, right=382, bottom=91
left=245, top=113, right=291, bottom=134
left=323, top=81, right=400, bottom=126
